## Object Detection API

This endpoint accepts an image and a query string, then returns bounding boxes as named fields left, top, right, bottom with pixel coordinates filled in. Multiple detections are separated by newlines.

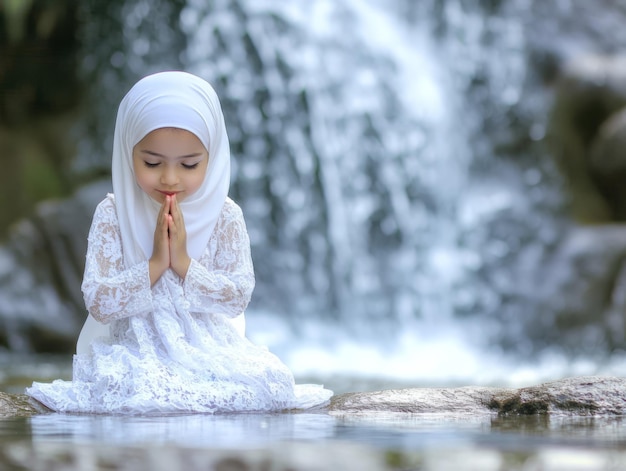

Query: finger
left=170, top=193, right=180, bottom=215
left=170, top=195, right=185, bottom=227
left=157, top=199, right=168, bottom=234
left=160, top=192, right=170, bottom=210
left=155, top=206, right=167, bottom=239
left=169, top=214, right=185, bottom=246
left=168, top=194, right=176, bottom=217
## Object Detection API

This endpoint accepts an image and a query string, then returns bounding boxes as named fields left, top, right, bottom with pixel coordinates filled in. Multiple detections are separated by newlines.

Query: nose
left=160, top=165, right=179, bottom=186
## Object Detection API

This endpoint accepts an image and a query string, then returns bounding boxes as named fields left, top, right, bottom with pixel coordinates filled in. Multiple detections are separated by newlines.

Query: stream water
left=5, top=411, right=626, bottom=453
left=2, top=353, right=626, bottom=470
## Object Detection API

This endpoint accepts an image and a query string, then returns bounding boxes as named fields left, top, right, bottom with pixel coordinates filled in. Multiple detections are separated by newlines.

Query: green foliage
left=22, top=153, right=64, bottom=203
left=2, top=0, right=33, bottom=43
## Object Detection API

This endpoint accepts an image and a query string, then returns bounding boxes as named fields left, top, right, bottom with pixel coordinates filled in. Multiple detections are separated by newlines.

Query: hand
left=149, top=195, right=171, bottom=285
left=168, top=194, right=191, bottom=279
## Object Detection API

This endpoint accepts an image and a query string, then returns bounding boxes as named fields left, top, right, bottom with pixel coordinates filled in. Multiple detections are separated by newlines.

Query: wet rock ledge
left=328, top=376, right=626, bottom=416
left=0, top=391, right=50, bottom=417
left=3, top=376, right=626, bottom=417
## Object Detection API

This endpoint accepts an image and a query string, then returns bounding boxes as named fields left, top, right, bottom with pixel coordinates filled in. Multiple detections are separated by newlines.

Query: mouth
left=157, top=190, right=180, bottom=196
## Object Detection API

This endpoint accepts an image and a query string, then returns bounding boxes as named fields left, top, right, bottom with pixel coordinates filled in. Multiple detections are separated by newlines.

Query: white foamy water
left=246, top=311, right=626, bottom=391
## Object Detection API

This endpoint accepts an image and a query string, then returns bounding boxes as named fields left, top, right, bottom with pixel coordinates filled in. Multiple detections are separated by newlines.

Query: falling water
left=183, top=0, right=475, bottom=326
left=176, top=0, right=561, bottom=384
left=3, top=0, right=626, bottom=385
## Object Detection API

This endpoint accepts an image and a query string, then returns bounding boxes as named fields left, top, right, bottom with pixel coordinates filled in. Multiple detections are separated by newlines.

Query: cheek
left=133, top=166, right=153, bottom=193
left=189, top=173, right=205, bottom=193
left=132, top=161, right=143, bottom=182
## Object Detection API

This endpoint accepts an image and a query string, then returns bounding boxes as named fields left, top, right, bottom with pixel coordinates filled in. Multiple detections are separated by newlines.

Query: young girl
left=26, top=71, right=333, bottom=414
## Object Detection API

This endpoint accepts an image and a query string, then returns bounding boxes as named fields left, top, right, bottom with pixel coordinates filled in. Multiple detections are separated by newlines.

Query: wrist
left=149, top=258, right=167, bottom=286
left=174, top=256, right=191, bottom=280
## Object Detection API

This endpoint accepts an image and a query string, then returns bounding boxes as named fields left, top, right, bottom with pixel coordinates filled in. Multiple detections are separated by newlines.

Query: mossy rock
left=0, top=392, right=50, bottom=417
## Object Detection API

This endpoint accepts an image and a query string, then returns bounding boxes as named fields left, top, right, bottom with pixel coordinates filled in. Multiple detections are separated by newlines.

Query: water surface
left=4, top=354, right=626, bottom=470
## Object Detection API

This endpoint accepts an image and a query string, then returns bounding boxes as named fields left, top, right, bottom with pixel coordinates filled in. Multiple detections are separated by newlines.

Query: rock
left=549, top=54, right=626, bottom=222
left=490, top=376, right=626, bottom=415
left=0, top=392, right=50, bottom=417
left=589, top=107, right=626, bottom=220
left=6, top=376, right=626, bottom=418
left=329, top=376, right=626, bottom=416
left=590, top=107, right=626, bottom=176
left=330, top=385, right=499, bottom=416
left=0, top=179, right=110, bottom=353
left=526, top=224, right=626, bottom=351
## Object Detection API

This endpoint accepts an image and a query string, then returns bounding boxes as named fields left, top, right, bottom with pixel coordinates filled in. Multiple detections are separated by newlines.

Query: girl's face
left=132, top=127, right=209, bottom=203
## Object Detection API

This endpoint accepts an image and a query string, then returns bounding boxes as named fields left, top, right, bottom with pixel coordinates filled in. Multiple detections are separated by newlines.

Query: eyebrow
left=139, top=149, right=204, bottom=159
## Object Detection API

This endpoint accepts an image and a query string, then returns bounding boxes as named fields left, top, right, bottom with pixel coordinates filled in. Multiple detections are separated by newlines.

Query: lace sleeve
left=183, top=200, right=255, bottom=318
left=81, top=197, right=153, bottom=324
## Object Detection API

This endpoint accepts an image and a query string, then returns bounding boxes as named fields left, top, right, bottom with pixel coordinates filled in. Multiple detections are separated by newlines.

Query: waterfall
left=181, top=0, right=477, bottom=330
left=3, top=0, right=626, bottom=385
left=174, top=0, right=565, bottom=383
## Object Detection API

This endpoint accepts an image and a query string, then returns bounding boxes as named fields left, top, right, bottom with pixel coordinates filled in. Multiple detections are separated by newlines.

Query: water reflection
left=490, top=415, right=626, bottom=448
left=0, top=417, right=33, bottom=443
left=5, top=414, right=626, bottom=471
left=17, top=411, right=626, bottom=452
left=29, top=412, right=337, bottom=448
left=335, top=413, right=492, bottom=451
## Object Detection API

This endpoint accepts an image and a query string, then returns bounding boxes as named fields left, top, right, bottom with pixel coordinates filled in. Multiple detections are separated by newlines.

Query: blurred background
left=3, top=0, right=626, bottom=390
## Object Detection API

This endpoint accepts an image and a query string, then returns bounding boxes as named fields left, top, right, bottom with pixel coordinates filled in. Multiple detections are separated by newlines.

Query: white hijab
left=77, top=71, right=231, bottom=354
left=113, top=70, right=230, bottom=264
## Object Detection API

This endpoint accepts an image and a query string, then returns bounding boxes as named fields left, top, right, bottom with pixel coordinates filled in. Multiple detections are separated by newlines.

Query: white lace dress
left=26, top=195, right=332, bottom=414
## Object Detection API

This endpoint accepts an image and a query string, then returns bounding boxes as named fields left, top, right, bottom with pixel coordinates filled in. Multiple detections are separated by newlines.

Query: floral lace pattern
left=26, top=196, right=332, bottom=414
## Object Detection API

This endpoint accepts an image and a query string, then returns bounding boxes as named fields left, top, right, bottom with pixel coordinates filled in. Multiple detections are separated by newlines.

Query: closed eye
left=143, top=161, right=160, bottom=168
left=182, top=162, right=200, bottom=169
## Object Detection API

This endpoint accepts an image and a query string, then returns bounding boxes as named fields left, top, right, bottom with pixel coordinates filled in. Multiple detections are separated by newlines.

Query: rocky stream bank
left=2, top=376, right=626, bottom=470
left=6, top=376, right=625, bottom=418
